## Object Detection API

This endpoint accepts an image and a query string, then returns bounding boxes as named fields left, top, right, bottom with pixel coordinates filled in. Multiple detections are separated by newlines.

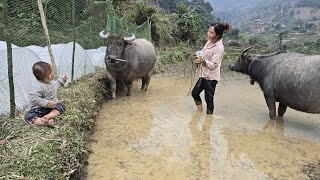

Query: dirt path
left=87, top=75, right=320, bottom=179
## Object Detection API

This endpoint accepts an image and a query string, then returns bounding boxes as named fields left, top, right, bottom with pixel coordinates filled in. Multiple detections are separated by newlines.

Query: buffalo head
left=99, top=30, right=135, bottom=65
left=228, top=46, right=256, bottom=74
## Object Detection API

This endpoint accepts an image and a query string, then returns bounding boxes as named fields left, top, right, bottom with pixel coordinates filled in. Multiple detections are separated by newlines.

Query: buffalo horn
left=99, top=30, right=109, bottom=39
left=256, top=51, right=282, bottom=58
left=241, top=46, right=253, bottom=57
left=124, top=33, right=135, bottom=42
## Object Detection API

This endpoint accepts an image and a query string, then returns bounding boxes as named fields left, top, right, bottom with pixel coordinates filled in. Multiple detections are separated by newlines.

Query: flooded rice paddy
left=87, top=75, right=320, bottom=180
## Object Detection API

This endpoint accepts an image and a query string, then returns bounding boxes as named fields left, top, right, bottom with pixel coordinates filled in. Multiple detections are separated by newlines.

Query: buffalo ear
left=245, top=54, right=256, bottom=64
left=124, top=41, right=134, bottom=46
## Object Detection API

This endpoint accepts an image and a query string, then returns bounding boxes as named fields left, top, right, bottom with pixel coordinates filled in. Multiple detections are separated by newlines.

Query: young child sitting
left=24, top=61, right=68, bottom=127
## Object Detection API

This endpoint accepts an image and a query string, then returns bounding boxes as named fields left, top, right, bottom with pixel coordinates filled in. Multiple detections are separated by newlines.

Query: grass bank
left=0, top=71, right=108, bottom=179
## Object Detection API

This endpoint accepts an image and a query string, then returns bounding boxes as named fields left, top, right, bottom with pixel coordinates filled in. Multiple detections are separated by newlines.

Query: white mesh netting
left=0, top=47, right=42, bottom=114
left=0, top=41, right=106, bottom=115
left=85, top=47, right=106, bottom=68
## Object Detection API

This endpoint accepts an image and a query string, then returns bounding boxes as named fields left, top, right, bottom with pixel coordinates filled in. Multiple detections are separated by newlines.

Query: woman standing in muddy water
left=192, top=22, right=229, bottom=114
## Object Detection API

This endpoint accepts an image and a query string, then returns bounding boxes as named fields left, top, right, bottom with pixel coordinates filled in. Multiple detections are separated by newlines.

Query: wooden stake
left=37, top=0, right=58, bottom=79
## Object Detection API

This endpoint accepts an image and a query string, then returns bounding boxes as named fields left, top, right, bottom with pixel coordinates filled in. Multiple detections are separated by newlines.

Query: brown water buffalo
left=99, top=30, right=157, bottom=99
left=228, top=47, right=320, bottom=119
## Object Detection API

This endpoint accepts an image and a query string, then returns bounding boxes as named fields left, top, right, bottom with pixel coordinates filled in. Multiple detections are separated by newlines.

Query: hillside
left=210, top=0, right=265, bottom=22
left=209, top=0, right=320, bottom=34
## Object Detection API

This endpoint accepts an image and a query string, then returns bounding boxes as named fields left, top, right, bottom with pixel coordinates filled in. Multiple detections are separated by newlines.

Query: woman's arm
left=204, top=48, right=223, bottom=70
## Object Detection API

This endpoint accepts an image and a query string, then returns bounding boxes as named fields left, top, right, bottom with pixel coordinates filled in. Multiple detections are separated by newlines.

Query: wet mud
left=87, top=75, right=320, bottom=179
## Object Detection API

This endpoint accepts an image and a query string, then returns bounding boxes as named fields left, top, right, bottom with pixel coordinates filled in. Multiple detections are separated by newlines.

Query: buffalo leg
left=125, top=80, right=133, bottom=96
left=106, top=72, right=116, bottom=99
left=143, top=72, right=152, bottom=91
left=264, top=95, right=276, bottom=119
left=278, top=103, right=287, bottom=117
left=141, top=76, right=146, bottom=90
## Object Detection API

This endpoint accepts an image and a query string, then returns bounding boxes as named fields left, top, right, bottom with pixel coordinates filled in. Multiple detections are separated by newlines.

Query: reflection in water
left=87, top=76, right=320, bottom=179
left=225, top=117, right=320, bottom=179
left=188, top=112, right=213, bottom=179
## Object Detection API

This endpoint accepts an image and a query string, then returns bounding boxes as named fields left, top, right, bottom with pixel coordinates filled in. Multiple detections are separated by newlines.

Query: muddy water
left=87, top=75, right=320, bottom=180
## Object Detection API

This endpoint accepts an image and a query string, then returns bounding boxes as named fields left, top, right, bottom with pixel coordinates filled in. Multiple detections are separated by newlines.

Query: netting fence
left=0, top=0, right=151, bottom=116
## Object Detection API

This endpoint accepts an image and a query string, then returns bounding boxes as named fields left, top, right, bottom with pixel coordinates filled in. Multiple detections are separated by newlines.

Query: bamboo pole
left=3, top=0, right=15, bottom=118
left=37, top=0, right=57, bottom=79
left=71, top=0, right=76, bottom=81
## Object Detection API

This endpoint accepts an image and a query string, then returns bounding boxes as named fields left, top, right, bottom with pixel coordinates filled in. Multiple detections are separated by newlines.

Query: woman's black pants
left=191, top=78, right=218, bottom=114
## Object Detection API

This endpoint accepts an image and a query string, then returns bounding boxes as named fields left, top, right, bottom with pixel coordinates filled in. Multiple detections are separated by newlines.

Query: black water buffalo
left=99, top=30, right=156, bottom=99
left=229, top=47, right=320, bottom=119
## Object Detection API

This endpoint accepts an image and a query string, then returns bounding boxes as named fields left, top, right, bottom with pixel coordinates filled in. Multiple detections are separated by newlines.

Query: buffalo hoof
left=269, top=110, right=276, bottom=120
left=269, top=114, right=276, bottom=120
left=207, top=110, right=213, bottom=114
left=276, top=115, right=284, bottom=120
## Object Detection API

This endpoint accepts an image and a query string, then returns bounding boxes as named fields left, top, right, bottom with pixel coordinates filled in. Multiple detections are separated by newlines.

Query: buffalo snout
left=105, top=55, right=117, bottom=63
left=228, top=64, right=235, bottom=71
left=107, top=55, right=117, bottom=60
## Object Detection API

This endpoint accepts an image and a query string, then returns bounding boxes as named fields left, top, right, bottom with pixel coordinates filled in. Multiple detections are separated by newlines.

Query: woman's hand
left=195, top=56, right=204, bottom=64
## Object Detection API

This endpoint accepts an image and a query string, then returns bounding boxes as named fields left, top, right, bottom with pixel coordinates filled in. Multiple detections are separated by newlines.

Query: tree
left=316, top=38, right=320, bottom=48
left=190, top=0, right=215, bottom=29
left=174, top=3, right=203, bottom=44
left=157, top=0, right=189, bottom=12
left=289, top=10, right=294, bottom=16
left=152, top=13, right=178, bottom=47
left=132, top=3, right=156, bottom=25
left=305, top=22, right=316, bottom=30
left=228, top=28, right=240, bottom=39
left=275, top=23, right=281, bottom=30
